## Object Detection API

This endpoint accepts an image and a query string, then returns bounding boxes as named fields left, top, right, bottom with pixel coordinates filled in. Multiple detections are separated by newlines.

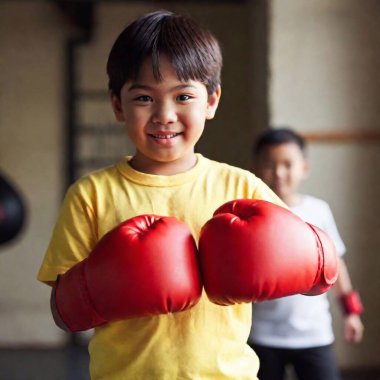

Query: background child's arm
left=333, top=257, right=364, bottom=343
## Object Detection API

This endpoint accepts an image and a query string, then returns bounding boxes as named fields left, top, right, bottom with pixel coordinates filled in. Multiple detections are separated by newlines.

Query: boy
left=249, top=128, right=364, bottom=380
left=37, top=11, right=336, bottom=380
left=38, top=11, right=283, bottom=379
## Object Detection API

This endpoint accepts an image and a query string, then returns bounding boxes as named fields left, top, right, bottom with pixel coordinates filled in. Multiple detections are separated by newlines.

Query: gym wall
left=0, top=0, right=379, bottom=373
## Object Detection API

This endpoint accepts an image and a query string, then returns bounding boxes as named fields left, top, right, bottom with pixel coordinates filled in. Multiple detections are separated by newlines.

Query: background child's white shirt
left=249, top=194, right=345, bottom=348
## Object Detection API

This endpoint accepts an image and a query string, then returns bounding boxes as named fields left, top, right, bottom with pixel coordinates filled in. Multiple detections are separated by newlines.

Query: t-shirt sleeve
left=321, top=203, right=346, bottom=256
left=37, top=182, right=98, bottom=284
left=251, top=177, right=288, bottom=209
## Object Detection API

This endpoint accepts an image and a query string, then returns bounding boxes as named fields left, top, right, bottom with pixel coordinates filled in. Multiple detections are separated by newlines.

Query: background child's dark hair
left=253, top=127, right=307, bottom=157
left=107, top=10, right=222, bottom=98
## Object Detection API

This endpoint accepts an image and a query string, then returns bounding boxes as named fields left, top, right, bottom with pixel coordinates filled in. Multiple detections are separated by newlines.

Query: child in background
left=249, top=127, right=364, bottom=380
left=37, top=10, right=288, bottom=380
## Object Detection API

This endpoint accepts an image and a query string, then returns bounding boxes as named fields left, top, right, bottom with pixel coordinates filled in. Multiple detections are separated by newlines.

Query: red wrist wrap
left=339, top=291, right=363, bottom=315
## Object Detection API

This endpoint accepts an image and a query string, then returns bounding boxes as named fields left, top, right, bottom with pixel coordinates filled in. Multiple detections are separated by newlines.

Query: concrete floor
left=0, top=345, right=379, bottom=380
left=340, top=369, right=380, bottom=380
left=0, top=345, right=90, bottom=380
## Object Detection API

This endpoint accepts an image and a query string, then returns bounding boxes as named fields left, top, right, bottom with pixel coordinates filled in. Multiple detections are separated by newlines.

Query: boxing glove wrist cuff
left=339, top=290, right=363, bottom=316
left=55, top=261, right=107, bottom=332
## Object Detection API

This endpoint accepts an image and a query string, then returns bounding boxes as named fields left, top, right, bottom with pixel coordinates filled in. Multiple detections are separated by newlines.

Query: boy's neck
left=129, top=153, right=198, bottom=176
left=282, top=193, right=303, bottom=207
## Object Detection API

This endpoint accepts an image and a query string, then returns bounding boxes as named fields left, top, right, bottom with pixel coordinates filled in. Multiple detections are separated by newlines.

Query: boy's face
left=255, top=142, right=309, bottom=202
left=110, top=55, right=221, bottom=175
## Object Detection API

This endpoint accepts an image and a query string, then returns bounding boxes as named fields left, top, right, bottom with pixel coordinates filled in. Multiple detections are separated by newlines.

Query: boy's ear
left=206, top=85, right=222, bottom=120
left=109, top=90, right=125, bottom=122
left=303, top=159, right=311, bottom=179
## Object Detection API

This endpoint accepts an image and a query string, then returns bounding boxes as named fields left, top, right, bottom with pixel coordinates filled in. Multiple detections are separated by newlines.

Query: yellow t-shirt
left=38, top=154, right=284, bottom=380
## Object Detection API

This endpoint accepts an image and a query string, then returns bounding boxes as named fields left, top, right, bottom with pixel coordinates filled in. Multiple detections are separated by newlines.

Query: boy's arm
left=37, top=182, right=99, bottom=330
left=50, top=284, right=71, bottom=332
left=251, top=177, right=288, bottom=208
left=37, top=183, right=98, bottom=285
left=313, top=200, right=363, bottom=341
left=333, top=257, right=364, bottom=343
left=333, top=257, right=355, bottom=295
left=52, top=215, right=202, bottom=332
left=42, top=281, right=70, bottom=331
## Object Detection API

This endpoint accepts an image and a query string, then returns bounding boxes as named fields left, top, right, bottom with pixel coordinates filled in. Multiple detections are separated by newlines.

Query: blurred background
left=0, top=0, right=379, bottom=379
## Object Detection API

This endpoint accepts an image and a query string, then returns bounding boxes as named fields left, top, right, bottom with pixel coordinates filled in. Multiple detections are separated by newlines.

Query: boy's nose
left=151, top=102, right=178, bottom=125
left=274, top=166, right=286, bottom=179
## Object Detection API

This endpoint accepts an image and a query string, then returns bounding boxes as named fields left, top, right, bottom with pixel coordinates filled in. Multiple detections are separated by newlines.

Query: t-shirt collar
left=116, top=153, right=207, bottom=187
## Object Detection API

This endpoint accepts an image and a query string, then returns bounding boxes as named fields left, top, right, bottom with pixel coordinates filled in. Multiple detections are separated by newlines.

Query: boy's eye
left=177, top=94, right=192, bottom=102
left=134, top=95, right=152, bottom=102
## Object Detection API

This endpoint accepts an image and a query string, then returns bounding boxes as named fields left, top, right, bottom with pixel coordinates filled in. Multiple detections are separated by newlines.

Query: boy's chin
left=272, top=186, right=290, bottom=201
left=271, top=185, right=284, bottom=196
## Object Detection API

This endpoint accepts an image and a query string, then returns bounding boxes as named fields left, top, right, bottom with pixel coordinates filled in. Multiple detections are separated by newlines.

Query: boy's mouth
left=148, top=132, right=182, bottom=140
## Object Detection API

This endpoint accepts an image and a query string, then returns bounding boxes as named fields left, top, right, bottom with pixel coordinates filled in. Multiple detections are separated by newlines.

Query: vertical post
left=65, top=38, right=77, bottom=190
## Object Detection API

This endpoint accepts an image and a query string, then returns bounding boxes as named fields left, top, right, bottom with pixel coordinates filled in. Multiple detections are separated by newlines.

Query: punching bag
left=0, top=171, right=26, bottom=245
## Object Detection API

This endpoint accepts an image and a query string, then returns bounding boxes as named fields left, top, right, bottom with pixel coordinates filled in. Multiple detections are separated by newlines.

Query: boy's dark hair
left=253, top=127, right=307, bottom=157
left=107, top=10, right=222, bottom=97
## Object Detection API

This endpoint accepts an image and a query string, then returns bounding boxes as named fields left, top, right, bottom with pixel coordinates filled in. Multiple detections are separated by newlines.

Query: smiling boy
left=37, top=10, right=286, bottom=380
left=110, top=55, right=220, bottom=175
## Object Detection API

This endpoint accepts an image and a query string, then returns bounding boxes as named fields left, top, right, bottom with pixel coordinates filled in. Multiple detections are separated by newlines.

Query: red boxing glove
left=54, top=215, right=202, bottom=332
left=199, top=199, right=338, bottom=306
